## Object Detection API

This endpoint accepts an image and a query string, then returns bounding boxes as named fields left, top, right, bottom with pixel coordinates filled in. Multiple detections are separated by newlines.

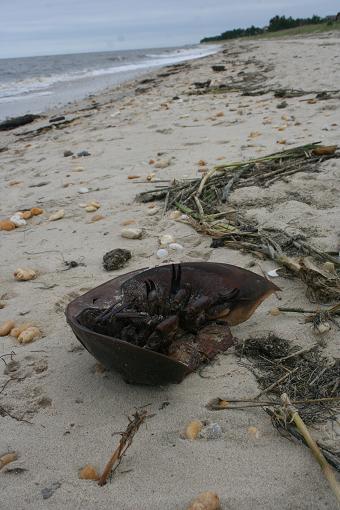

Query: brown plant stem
left=281, top=393, right=340, bottom=505
left=98, top=410, right=147, bottom=487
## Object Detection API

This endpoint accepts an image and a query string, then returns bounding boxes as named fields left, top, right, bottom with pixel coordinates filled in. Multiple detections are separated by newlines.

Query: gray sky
left=0, top=0, right=339, bottom=58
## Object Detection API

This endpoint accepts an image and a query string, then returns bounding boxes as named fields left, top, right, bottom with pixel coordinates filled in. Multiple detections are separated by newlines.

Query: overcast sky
left=0, top=0, right=339, bottom=58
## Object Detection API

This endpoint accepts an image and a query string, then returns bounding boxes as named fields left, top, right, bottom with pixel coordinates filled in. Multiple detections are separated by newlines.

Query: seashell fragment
left=121, top=228, right=142, bottom=239
left=79, top=464, right=99, bottom=481
left=78, top=187, right=89, bottom=194
left=184, top=420, right=203, bottom=440
left=49, top=209, right=64, bottom=221
left=85, top=205, right=97, bottom=213
left=267, top=268, right=280, bottom=277
left=10, top=214, right=26, bottom=227
left=10, top=323, right=33, bottom=338
left=169, top=210, right=181, bottom=220
left=314, top=322, right=331, bottom=335
left=18, top=326, right=41, bottom=344
left=154, top=159, right=170, bottom=169
left=14, top=268, right=37, bottom=281
left=159, top=234, right=175, bottom=247
left=90, top=214, right=105, bottom=223
left=0, top=452, right=17, bottom=470
left=269, top=307, right=280, bottom=316
left=0, top=320, right=16, bottom=337
left=156, top=248, right=168, bottom=259
left=248, top=426, right=261, bottom=439
left=169, top=243, right=184, bottom=252
left=0, top=220, right=16, bottom=231
left=147, top=207, right=159, bottom=216
left=19, top=210, right=32, bottom=220
left=199, top=422, right=222, bottom=440
left=187, top=491, right=220, bottom=510
left=323, top=261, right=336, bottom=274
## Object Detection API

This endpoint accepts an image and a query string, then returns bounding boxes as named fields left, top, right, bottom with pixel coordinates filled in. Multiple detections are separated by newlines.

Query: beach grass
left=256, top=22, right=340, bottom=38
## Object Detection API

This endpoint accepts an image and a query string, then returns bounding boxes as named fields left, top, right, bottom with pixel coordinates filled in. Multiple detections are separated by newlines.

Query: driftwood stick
left=98, top=410, right=147, bottom=487
left=281, top=393, right=340, bottom=504
left=206, top=396, right=340, bottom=410
left=278, top=307, right=317, bottom=314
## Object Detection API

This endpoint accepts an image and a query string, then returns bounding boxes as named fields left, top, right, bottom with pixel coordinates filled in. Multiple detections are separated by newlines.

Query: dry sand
left=0, top=33, right=340, bottom=509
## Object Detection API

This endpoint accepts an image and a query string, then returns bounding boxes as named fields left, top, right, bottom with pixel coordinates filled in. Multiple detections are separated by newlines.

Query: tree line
left=200, top=15, right=333, bottom=42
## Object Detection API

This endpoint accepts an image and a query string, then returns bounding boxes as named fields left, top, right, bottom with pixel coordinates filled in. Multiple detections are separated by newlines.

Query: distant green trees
left=200, top=14, right=327, bottom=43
left=267, top=14, right=322, bottom=31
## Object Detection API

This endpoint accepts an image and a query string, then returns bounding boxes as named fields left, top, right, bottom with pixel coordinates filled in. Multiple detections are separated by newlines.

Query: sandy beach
left=1, top=32, right=340, bottom=509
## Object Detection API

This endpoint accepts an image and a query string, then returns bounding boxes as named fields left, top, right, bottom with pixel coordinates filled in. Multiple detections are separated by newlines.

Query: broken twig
left=98, top=410, right=147, bottom=486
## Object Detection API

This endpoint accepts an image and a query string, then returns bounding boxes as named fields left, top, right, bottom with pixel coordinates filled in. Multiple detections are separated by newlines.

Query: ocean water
left=0, top=45, right=218, bottom=120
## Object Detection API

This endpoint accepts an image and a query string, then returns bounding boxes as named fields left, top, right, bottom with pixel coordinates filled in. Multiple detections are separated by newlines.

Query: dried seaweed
left=136, top=143, right=340, bottom=303
left=235, top=335, right=340, bottom=424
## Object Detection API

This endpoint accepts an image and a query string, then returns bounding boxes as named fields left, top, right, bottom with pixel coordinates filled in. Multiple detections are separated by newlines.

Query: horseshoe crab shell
left=66, top=262, right=279, bottom=385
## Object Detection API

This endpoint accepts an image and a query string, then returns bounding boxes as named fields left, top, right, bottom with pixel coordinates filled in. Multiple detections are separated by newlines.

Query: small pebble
left=157, top=248, right=168, bottom=258
left=79, top=464, right=99, bottom=481
left=78, top=187, right=89, bottom=194
left=63, top=150, right=73, bottom=157
left=199, top=422, right=223, bottom=440
left=49, top=209, right=64, bottom=221
left=85, top=205, right=97, bottom=213
left=77, top=150, right=91, bottom=157
left=184, top=420, right=203, bottom=440
left=121, top=228, right=142, bottom=239
left=169, top=242, right=184, bottom=252
left=159, top=234, right=175, bottom=246
left=41, top=482, right=61, bottom=500
left=154, top=159, right=170, bottom=169
left=147, top=207, right=159, bottom=216
left=187, top=491, right=220, bottom=510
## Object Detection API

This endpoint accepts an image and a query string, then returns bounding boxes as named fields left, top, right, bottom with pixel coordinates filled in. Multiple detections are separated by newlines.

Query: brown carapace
left=66, top=262, right=279, bottom=385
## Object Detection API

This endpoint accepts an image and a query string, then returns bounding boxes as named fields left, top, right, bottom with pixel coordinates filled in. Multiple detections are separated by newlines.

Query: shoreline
left=0, top=45, right=220, bottom=121
left=0, top=32, right=339, bottom=510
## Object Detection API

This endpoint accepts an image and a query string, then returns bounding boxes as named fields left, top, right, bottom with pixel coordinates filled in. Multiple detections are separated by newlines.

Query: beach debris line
left=0, top=114, right=40, bottom=131
left=231, top=334, right=340, bottom=424
left=97, top=409, right=148, bottom=486
left=136, top=143, right=340, bottom=305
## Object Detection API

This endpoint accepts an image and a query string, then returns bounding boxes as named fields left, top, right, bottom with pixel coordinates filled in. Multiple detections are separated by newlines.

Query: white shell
left=121, top=228, right=142, bottom=239
left=169, top=243, right=184, bottom=251
left=314, top=322, right=331, bottom=335
left=10, top=214, right=26, bottom=227
left=78, top=187, right=89, bottom=194
left=267, top=268, right=281, bottom=277
left=154, top=159, right=170, bottom=169
left=49, top=209, right=65, bottom=221
left=156, top=248, right=168, bottom=258
left=159, top=234, right=175, bottom=246
left=147, top=207, right=159, bottom=216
